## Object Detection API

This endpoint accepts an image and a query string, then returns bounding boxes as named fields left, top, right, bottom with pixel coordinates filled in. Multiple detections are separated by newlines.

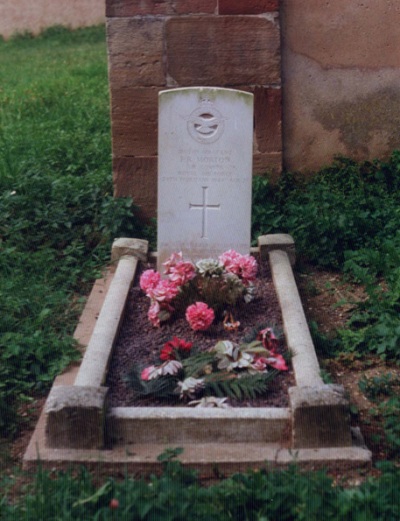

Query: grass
left=0, top=25, right=144, bottom=435
left=1, top=24, right=400, bottom=519
left=0, top=26, right=110, bottom=179
left=2, top=458, right=400, bottom=520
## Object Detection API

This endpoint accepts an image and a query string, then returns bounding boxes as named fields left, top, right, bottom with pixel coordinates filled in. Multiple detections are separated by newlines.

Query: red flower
left=251, top=356, right=268, bottom=372
left=253, top=354, right=288, bottom=372
left=219, top=249, right=242, bottom=274
left=160, top=337, right=193, bottom=360
left=257, top=327, right=278, bottom=353
left=185, top=302, right=215, bottom=331
left=160, top=345, right=175, bottom=361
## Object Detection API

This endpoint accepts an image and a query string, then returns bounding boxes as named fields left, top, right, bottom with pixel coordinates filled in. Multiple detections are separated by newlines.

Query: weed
left=358, top=374, right=400, bottom=456
left=255, top=154, right=400, bottom=362
left=358, top=373, right=399, bottom=401
left=251, top=175, right=283, bottom=243
left=309, top=321, right=342, bottom=358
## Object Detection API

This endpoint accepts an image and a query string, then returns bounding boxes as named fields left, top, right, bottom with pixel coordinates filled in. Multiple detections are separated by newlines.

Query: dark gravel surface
left=106, top=259, right=295, bottom=408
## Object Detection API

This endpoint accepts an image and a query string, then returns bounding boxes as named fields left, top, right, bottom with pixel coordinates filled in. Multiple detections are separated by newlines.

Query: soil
left=106, top=261, right=295, bottom=408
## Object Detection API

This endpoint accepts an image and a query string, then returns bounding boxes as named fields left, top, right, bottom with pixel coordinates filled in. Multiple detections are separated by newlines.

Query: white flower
left=145, top=360, right=182, bottom=380
left=213, top=340, right=254, bottom=371
left=176, top=377, right=205, bottom=399
left=195, top=258, right=224, bottom=277
left=160, top=360, right=183, bottom=376
left=188, top=396, right=231, bottom=408
left=244, top=282, right=256, bottom=303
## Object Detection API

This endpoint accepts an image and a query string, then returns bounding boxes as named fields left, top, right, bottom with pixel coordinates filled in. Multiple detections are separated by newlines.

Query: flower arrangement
left=140, top=250, right=257, bottom=329
left=126, top=327, right=288, bottom=406
left=130, top=250, right=289, bottom=406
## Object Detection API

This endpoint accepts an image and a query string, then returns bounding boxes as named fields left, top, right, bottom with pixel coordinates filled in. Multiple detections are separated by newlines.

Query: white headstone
left=157, top=87, right=254, bottom=270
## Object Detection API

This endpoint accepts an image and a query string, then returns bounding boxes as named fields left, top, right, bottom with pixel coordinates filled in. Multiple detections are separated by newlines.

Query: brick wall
left=106, top=0, right=282, bottom=220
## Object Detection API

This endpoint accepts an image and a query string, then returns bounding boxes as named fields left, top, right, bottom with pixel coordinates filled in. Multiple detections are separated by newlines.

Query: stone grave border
left=24, top=235, right=371, bottom=477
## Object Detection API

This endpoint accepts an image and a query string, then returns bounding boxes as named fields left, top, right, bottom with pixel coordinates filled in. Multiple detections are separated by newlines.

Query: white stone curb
left=269, top=249, right=323, bottom=388
left=35, top=234, right=370, bottom=468
left=108, top=407, right=290, bottom=444
left=74, top=255, right=139, bottom=387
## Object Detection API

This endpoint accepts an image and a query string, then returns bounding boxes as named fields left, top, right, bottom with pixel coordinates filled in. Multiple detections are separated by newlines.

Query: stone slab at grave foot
left=157, top=87, right=253, bottom=270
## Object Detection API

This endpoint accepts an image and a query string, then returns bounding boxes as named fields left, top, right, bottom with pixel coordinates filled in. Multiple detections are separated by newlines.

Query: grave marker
left=157, top=87, right=254, bottom=270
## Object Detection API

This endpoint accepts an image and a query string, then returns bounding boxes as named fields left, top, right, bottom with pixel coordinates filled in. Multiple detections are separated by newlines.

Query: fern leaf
left=203, top=371, right=277, bottom=401
left=182, top=351, right=216, bottom=378
left=124, top=365, right=179, bottom=399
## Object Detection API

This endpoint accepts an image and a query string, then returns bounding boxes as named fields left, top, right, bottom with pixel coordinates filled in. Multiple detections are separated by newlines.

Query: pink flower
left=151, top=279, right=179, bottom=302
left=257, top=327, right=278, bottom=353
left=252, top=354, right=288, bottom=372
left=148, top=301, right=161, bottom=327
left=185, top=302, right=215, bottom=331
left=265, top=354, right=288, bottom=371
left=169, top=261, right=196, bottom=286
left=162, top=252, right=183, bottom=274
left=219, top=250, right=257, bottom=284
left=239, top=255, right=257, bottom=284
left=219, top=249, right=242, bottom=274
left=251, top=357, right=268, bottom=372
left=141, top=365, right=157, bottom=380
left=140, top=269, right=161, bottom=294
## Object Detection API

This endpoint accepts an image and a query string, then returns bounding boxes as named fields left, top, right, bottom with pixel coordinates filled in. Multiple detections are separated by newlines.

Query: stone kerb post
left=289, top=385, right=352, bottom=449
left=45, top=385, right=108, bottom=450
left=45, top=239, right=148, bottom=450
left=259, top=234, right=353, bottom=449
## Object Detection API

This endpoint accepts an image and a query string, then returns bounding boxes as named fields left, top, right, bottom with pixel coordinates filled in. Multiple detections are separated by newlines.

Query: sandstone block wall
left=281, top=0, right=400, bottom=171
left=0, top=0, right=104, bottom=40
left=106, top=0, right=282, bottom=219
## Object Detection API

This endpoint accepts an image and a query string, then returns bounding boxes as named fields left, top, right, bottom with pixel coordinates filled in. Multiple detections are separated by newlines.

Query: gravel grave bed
left=107, top=259, right=295, bottom=408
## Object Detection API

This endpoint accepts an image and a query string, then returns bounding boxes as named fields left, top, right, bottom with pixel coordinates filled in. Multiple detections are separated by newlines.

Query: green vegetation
left=0, top=26, right=143, bottom=435
left=2, top=456, right=400, bottom=520
left=1, top=25, right=400, bottom=519
left=252, top=156, right=400, bottom=459
left=358, top=374, right=400, bottom=457
left=252, top=155, right=400, bottom=362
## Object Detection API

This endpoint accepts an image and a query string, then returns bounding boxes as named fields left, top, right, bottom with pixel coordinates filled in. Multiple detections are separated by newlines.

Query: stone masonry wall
left=106, top=0, right=282, bottom=220
left=0, top=0, right=104, bottom=40
left=108, top=0, right=400, bottom=214
left=281, top=0, right=400, bottom=172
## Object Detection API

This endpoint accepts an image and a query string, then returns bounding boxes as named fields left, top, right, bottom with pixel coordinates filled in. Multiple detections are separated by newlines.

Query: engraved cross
left=189, top=186, right=220, bottom=239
